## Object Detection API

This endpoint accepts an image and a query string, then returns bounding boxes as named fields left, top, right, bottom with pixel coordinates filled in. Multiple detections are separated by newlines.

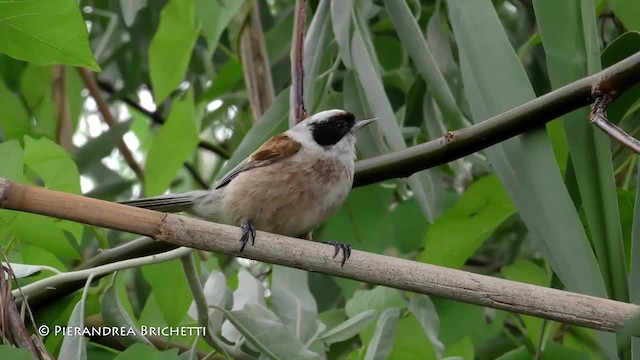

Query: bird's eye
left=336, top=120, right=346, bottom=128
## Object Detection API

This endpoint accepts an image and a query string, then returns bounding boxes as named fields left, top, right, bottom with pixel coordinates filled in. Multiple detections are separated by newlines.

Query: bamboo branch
left=239, top=1, right=276, bottom=121
left=290, top=0, right=308, bottom=126
left=354, top=51, right=640, bottom=186
left=52, top=65, right=74, bottom=153
left=77, top=68, right=145, bottom=181
left=1, top=178, right=639, bottom=334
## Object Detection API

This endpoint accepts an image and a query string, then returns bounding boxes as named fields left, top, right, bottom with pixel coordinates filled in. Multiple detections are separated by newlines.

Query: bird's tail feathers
left=120, top=190, right=208, bottom=213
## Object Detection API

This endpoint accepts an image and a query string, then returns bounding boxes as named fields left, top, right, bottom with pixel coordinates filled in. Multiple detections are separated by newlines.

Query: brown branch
left=1, top=178, right=639, bottom=334
left=290, top=0, right=308, bottom=126
left=590, top=86, right=640, bottom=154
left=239, top=2, right=276, bottom=121
left=77, top=68, right=145, bottom=181
left=52, top=66, right=74, bottom=153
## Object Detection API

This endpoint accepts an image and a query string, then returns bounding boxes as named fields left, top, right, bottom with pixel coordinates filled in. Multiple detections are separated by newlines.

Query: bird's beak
left=353, top=117, right=376, bottom=132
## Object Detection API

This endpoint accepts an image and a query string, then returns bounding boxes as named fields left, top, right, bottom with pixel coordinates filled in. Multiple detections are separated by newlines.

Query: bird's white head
left=287, top=109, right=375, bottom=159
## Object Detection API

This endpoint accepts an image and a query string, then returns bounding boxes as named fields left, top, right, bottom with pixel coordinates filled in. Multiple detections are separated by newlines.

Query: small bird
left=122, top=109, right=374, bottom=265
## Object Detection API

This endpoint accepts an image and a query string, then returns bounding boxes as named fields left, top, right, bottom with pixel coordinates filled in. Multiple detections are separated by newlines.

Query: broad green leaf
left=218, top=89, right=289, bottom=177
left=608, top=0, right=640, bottom=32
left=446, top=2, right=615, bottom=353
left=1, top=262, right=55, bottom=279
left=114, top=343, right=179, bottom=360
left=141, top=259, right=191, bottom=327
left=0, top=141, right=22, bottom=242
left=408, top=295, right=444, bottom=358
left=19, top=243, right=66, bottom=273
left=364, top=308, right=401, bottom=360
left=501, top=260, right=549, bottom=347
left=221, top=268, right=266, bottom=343
left=418, top=174, right=515, bottom=268
left=223, top=304, right=323, bottom=360
left=121, top=0, right=147, bottom=27
left=201, top=59, right=243, bottom=102
left=20, top=65, right=51, bottom=110
left=149, top=0, right=198, bottom=103
left=271, top=265, right=318, bottom=343
left=317, top=310, right=376, bottom=344
left=12, top=213, right=79, bottom=258
left=0, top=0, right=99, bottom=70
left=534, top=0, right=627, bottom=304
left=0, top=346, right=32, bottom=360
left=388, top=313, right=437, bottom=360
left=345, top=286, right=405, bottom=348
left=74, top=120, right=132, bottom=173
left=384, top=0, right=466, bottom=129
left=58, top=276, right=94, bottom=360
left=195, top=0, right=244, bottom=55
left=0, top=75, right=31, bottom=140
left=330, top=0, right=354, bottom=68
left=351, top=24, right=436, bottom=221
left=302, top=0, right=330, bottom=111
left=187, top=271, right=228, bottom=333
left=145, top=90, right=199, bottom=196
left=24, top=136, right=81, bottom=194
left=601, top=32, right=640, bottom=124
left=101, top=273, right=152, bottom=346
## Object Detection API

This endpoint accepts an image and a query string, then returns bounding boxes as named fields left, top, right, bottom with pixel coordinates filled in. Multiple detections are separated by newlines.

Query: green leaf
left=218, top=89, right=289, bottom=178
left=449, top=0, right=615, bottom=352
left=601, top=32, right=640, bottom=124
left=74, top=120, right=132, bottom=173
left=149, top=0, right=199, bottom=103
left=1, top=262, right=53, bottom=279
left=0, top=75, right=31, bottom=140
left=145, top=90, right=199, bottom=196
left=0, top=345, right=32, bottom=360
left=351, top=24, right=436, bottom=221
left=418, top=174, right=515, bottom=268
left=141, top=259, right=191, bottom=327
left=0, top=0, right=99, bottom=70
left=114, top=343, right=179, bottom=360
left=534, top=0, right=627, bottom=305
left=407, top=295, right=444, bottom=358
left=24, top=136, right=81, bottom=194
left=384, top=0, right=466, bottom=129
left=632, top=161, right=640, bottom=358
left=271, top=265, right=318, bottom=343
left=187, top=271, right=229, bottom=333
left=201, top=59, right=243, bottom=102
left=317, top=310, right=376, bottom=345
left=364, top=308, right=401, bottom=360
left=222, top=304, right=323, bottom=360
left=0, top=140, right=23, bottom=181
left=221, top=268, right=266, bottom=343
left=388, top=313, right=437, bottom=360
left=58, top=276, right=94, bottom=360
left=101, top=273, right=152, bottom=346
left=501, top=260, right=549, bottom=347
left=608, top=0, right=640, bottom=32
left=303, top=0, right=330, bottom=110
left=12, top=213, right=79, bottom=258
left=435, top=299, right=506, bottom=348
left=330, top=0, right=354, bottom=68
left=195, top=0, right=244, bottom=55
left=20, top=65, right=51, bottom=110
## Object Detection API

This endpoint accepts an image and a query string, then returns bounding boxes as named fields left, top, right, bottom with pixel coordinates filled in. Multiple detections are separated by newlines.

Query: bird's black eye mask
left=311, top=113, right=356, bottom=147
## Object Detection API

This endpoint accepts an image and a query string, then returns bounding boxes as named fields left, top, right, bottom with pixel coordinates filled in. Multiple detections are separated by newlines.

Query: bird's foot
left=239, top=221, right=256, bottom=252
left=323, top=241, right=352, bottom=267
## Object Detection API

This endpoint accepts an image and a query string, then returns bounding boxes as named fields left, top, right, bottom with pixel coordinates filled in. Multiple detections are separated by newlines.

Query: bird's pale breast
left=219, top=151, right=353, bottom=237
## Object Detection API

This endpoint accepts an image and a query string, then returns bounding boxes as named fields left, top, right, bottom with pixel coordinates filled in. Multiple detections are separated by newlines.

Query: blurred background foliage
left=1, top=0, right=640, bottom=359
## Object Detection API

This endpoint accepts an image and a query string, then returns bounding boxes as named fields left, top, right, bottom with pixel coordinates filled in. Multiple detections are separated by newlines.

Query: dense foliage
left=0, top=0, right=640, bottom=359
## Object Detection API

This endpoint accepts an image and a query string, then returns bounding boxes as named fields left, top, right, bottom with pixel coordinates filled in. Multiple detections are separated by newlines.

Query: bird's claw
left=324, top=241, right=352, bottom=267
left=239, top=221, right=256, bottom=252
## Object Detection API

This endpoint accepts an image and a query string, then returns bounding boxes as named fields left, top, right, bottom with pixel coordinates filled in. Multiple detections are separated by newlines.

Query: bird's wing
left=215, top=134, right=302, bottom=189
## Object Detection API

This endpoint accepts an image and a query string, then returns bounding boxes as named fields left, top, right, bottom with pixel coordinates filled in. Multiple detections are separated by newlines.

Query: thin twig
left=96, top=79, right=231, bottom=159
left=1, top=178, right=640, bottom=335
left=77, top=68, right=145, bottom=181
left=239, top=1, right=276, bottom=121
left=590, top=86, right=640, bottom=154
left=52, top=65, right=74, bottom=153
left=290, top=0, right=308, bottom=126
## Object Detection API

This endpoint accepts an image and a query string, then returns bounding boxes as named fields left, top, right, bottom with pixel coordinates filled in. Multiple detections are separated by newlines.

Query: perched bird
left=122, top=109, right=374, bottom=265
